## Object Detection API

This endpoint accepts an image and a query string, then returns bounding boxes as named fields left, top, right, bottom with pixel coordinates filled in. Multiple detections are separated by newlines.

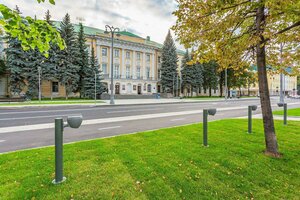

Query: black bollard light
left=277, top=103, right=287, bottom=125
left=52, top=115, right=83, bottom=185
left=203, top=108, right=217, bottom=147
left=248, top=105, right=257, bottom=133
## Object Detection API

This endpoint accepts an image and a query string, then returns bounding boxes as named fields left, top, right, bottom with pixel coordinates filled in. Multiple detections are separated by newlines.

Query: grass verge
left=273, top=108, right=300, bottom=116
left=0, top=119, right=299, bottom=199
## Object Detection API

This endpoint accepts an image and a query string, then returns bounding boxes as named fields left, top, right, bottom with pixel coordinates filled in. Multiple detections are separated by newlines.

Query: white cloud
left=0, top=0, right=184, bottom=49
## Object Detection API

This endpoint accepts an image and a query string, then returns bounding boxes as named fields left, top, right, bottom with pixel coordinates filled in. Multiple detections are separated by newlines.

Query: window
left=52, top=82, right=59, bottom=93
left=146, top=67, right=150, bottom=78
left=102, top=48, right=107, bottom=56
left=102, top=63, right=107, bottom=74
left=146, top=54, right=150, bottom=62
left=133, top=85, right=137, bottom=90
left=114, top=49, right=120, bottom=57
left=144, top=83, right=147, bottom=91
left=158, top=69, right=161, bottom=79
left=122, top=85, right=125, bottom=90
left=136, top=52, right=141, bottom=60
left=126, top=51, right=130, bottom=59
left=126, top=66, right=130, bottom=78
left=136, top=66, right=141, bottom=78
left=114, top=64, right=120, bottom=78
left=147, top=84, right=151, bottom=93
left=158, top=56, right=161, bottom=63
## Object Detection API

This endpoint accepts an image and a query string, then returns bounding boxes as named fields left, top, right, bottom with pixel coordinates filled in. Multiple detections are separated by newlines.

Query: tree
left=83, top=47, right=104, bottom=98
left=202, top=61, right=218, bottom=97
left=173, top=0, right=300, bottom=157
left=0, top=58, right=6, bottom=76
left=77, top=23, right=89, bottom=97
left=297, top=76, right=300, bottom=95
left=181, top=50, right=194, bottom=96
left=161, top=30, right=178, bottom=93
left=57, top=13, right=80, bottom=99
left=5, top=37, right=27, bottom=96
left=0, top=1, right=64, bottom=56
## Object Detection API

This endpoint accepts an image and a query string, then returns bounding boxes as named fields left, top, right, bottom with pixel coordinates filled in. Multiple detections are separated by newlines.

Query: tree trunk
left=209, top=87, right=212, bottom=97
left=256, top=5, right=279, bottom=156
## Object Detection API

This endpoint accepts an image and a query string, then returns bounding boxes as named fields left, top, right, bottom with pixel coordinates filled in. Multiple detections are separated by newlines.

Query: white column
left=143, top=52, right=146, bottom=80
left=122, top=48, right=126, bottom=78
left=151, top=53, right=155, bottom=80
left=132, top=51, right=136, bottom=79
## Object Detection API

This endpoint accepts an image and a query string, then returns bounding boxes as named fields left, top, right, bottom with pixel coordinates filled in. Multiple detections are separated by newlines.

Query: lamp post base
left=110, top=99, right=115, bottom=105
left=52, top=177, right=66, bottom=185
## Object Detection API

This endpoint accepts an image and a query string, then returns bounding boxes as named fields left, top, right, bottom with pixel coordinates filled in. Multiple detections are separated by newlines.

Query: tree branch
left=263, top=21, right=300, bottom=43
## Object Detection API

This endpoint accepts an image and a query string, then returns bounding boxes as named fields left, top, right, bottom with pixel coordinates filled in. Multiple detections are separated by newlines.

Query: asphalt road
left=0, top=98, right=300, bottom=153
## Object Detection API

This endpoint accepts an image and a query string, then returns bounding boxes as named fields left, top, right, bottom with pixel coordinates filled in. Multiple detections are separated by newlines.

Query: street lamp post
left=225, top=68, right=228, bottom=100
left=94, top=72, right=97, bottom=106
left=38, top=66, right=41, bottom=102
left=104, top=25, right=120, bottom=105
left=279, top=43, right=284, bottom=103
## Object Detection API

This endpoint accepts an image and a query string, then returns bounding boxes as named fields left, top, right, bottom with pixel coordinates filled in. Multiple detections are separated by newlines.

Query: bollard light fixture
left=277, top=103, right=287, bottom=125
left=248, top=105, right=257, bottom=133
left=52, top=115, right=83, bottom=185
left=203, top=108, right=217, bottom=147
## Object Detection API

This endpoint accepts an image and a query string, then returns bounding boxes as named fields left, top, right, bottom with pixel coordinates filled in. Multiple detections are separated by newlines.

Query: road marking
left=107, top=108, right=162, bottom=114
left=0, top=114, right=81, bottom=121
left=98, top=126, right=121, bottom=131
left=1, top=102, right=300, bottom=134
left=0, top=140, right=6, bottom=143
left=170, top=118, right=186, bottom=121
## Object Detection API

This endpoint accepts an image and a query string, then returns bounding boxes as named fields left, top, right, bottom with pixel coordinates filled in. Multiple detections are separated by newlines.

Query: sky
left=1, top=0, right=183, bottom=48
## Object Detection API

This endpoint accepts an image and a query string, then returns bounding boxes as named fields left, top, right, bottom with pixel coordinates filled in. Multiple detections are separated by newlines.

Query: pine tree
left=202, top=61, right=218, bottom=97
left=77, top=23, right=89, bottom=98
left=58, top=13, right=80, bottom=99
left=83, top=47, right=103, bottom=98
left=181, top=50, right=194, bottom=96
left=42, top=10, right=60, bottom=84
left=161, top=30, right=178, bottom=93
left=5, top=37, right=26, bottom=96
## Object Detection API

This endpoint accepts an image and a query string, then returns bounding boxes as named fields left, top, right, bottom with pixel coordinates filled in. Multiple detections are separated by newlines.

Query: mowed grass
left=273, top=108, right=300, bottom=116
left=0, top=119, right=299, bottom=199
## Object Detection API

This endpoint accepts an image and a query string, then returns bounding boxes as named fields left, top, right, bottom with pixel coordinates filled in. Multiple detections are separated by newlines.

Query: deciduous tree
left=173, top=0, right=300, bottom=156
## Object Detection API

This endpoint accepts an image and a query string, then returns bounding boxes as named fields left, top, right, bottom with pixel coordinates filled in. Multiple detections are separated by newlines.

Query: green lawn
left=0, top=99, right=104, bottom=106
left=0, top=119, right=299, bottom=199
left=273, top=108, right=300, bottom=116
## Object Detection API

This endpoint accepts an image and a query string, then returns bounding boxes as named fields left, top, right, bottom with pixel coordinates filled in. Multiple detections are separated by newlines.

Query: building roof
left=52, top=21, right=185, bottom=55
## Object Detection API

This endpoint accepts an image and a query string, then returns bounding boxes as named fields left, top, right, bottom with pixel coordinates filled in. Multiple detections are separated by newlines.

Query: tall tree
left=58, top=13, right=80, bottom=99
left=297, top=76, right=300, bottom=95
left=0, top=58, right=6, bottom=76
left=202, top=61, right=218, bottom=97
left=161, top=30, right=178, bottom=93
left=77, top=23, right=89, bottom=98
left=181, top=50, right=194, bottom=96
left=5, top=37, right=26, bottom=96
left=83, top=46, right=103, bottom=98
left=173, top=0, right=300, bottom=157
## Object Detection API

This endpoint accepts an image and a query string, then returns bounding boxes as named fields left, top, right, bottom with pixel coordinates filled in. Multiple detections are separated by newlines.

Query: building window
left=126, top=51, right=130, bottom=59
left=114, top=64, right=120, bottom=78
left=158, top=69, right=161, bottom=79
left=146, top=54, right=150, bottom=62
left=133, top=85, right=136, bottom=90
left=136, top=52, right=141, bottom=60
left=146, top=67, right=150, bottom=78
left=126, top=66, right=130, bottom=78
left=158, top=56, right=161, bottom=63
left=52, top=82, right=59, bottom=93
left=122, top=85, right=125, bottom=90
left=102, top=48, right=107, bottom=56
left=136, top=66, right=141, bottom=78
left=147, top=84, right=151, bottom=92
left=144, top=83, right=147, bottom=91
left=114, top=49, right=120, bottom=58
left=102, top=63, right=107, bottom=74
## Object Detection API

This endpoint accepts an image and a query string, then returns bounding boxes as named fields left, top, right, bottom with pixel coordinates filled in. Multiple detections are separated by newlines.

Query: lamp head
left=277, top=103, right=284, bottom=107
left=67, top=115, right=83, bottom=129
left=250, top=105, right=257, bottom=111
left=207, top=108, right=217, bottom=116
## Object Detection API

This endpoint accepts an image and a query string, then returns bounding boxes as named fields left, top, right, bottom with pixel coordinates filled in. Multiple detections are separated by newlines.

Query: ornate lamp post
left=104, top=25, right=120, bottom=105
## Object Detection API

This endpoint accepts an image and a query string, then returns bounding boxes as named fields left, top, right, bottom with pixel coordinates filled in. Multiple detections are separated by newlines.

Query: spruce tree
left=5, top=37, right=27, bottom=96
left=83, top=47, right=103, bottom=98
left=181, top=50, right=194, bottom=96
left=202, top=61, right=218, bottom=96
left=161, top=30, right=178, bottom=93
left=77, top=23, right=89, bottom=98
left=58, top=13, right=80, bottom=99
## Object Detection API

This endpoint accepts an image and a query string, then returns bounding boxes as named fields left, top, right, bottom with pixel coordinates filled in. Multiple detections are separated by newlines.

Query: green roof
left=52, top=21, right=185, bottom=54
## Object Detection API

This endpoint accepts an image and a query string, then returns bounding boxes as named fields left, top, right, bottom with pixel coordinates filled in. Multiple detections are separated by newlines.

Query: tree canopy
left=0, top=0, right=64, bottom=56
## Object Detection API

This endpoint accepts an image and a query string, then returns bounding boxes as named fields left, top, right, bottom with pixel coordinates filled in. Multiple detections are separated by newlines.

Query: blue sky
left=1, top=0, right=181, bottom=46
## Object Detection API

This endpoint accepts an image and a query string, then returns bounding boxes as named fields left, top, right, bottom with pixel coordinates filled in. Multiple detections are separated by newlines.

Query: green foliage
left=77, top=23, right=89, bottom=96
left=5, top=37, right=27, bottom=95
left=202, top=61, right=218, bottom=96
left=0, top=1, right=64, bottom=56
left=82, top=47, right=104, bottom=98
left=1, top=119, right=300, bottom=199
left=57, top=13, right=80, bottom=97
left=0, top=58, right=6, bottom=75
left=297, top=76, right=300, bottom=95
left=161, top=30, right=178, bottom=93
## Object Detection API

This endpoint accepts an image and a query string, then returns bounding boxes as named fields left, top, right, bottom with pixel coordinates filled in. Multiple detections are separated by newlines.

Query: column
left=122, top=48, right=126, bottom=78
left=143, top=51, right=146, bottom=80
left=151, top=53, right=155, bottom=80
left=132, top=50, right=136, bottom=79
